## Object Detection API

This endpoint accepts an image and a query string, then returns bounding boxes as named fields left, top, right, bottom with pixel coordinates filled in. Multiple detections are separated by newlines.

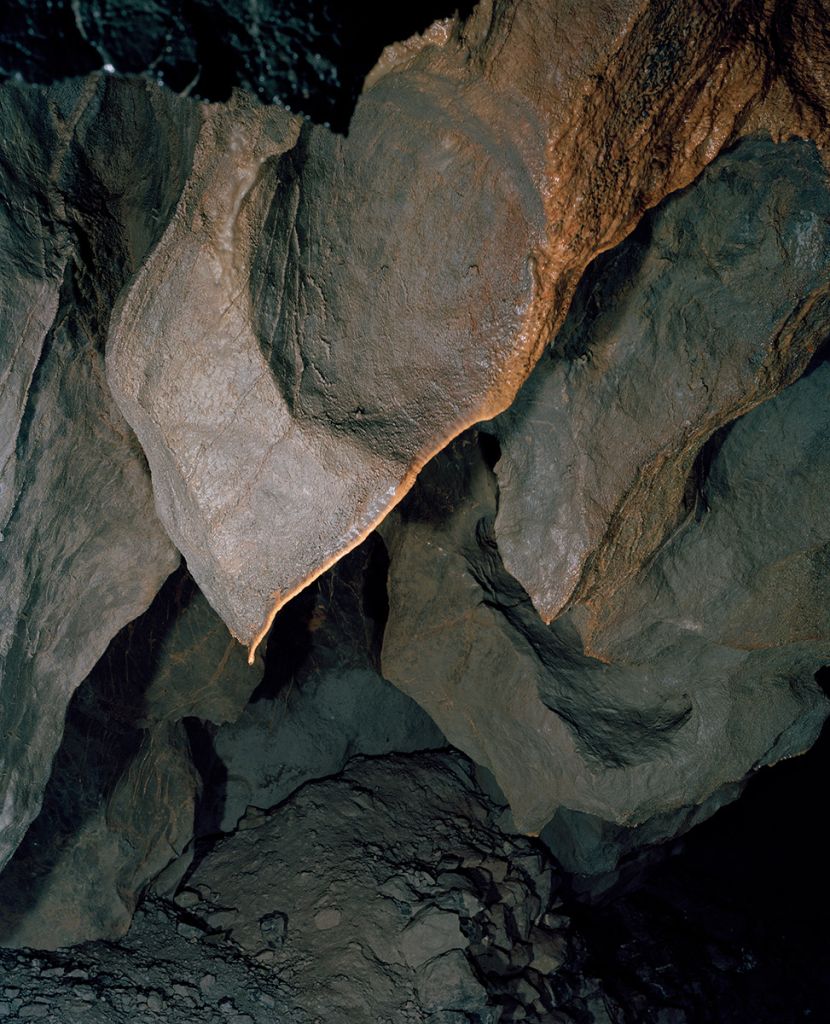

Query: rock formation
left=380, top=136, right=830, bottom=857
left=105, top=0, right=830, bottom=662
left=0, top=77, right=194, bottom=869
left=0, top=566, right=262, bottom=949
left=1, top=0, right=830, bottom=1019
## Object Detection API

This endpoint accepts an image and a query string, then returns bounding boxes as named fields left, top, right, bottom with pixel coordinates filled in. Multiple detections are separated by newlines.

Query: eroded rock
left=106, top=0, right=830, bottom=658
left=0, top=567, right=263, bottom=949
left=493, top=137, right=830, bottom=625
left=201, top=537, right=444, bottom=833
left=0, top=76, right=197, bottom=870
left=177, top=751, right=582, bottom=1022
left=379, top=142, right=830, bottom=851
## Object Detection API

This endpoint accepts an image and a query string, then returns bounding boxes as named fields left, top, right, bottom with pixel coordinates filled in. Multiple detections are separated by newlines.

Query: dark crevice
left=1, top=0, right=477, bottom=132
left=362, top=532, right=391, bottom=669
left=567, top=716, right=830, bottom=1021
left=478, top=430, right=502, bottom=472
left=247, top=581, right=317, bottom=705
left=183, top=717, right=228, bottom=842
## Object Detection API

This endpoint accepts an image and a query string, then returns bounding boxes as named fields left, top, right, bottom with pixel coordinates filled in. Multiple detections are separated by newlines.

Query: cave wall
left=0, top=3, right=829, bottom=1002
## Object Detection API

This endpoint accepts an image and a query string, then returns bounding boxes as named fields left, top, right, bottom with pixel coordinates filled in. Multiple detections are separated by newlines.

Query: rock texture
left=0, top=566, right=262, bottom=949
left=0, top=730, right=828, bottom=1021
left=106, top=0, right=830, bottom=660
left=173, top=751, right=591, bottom=1023
left=1, top=0, right=830, bottom=1012
left=0, top=77, right=196, bottom=871
left=493, top=137, right=830, bottom=626
left=0, top=0, right=472, bottom=130
left=380, top=139, right=830, bottom=851
left=202, top=537, right=444, bottom=833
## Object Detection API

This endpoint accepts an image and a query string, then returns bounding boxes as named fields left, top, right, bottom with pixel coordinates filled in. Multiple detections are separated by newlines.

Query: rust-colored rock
left=107, top=0, right=830, bottom=657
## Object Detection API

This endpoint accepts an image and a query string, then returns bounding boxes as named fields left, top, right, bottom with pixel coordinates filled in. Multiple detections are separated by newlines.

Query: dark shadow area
left=0, top=564, right=195, bottom=941
left=568, top=713, right=830, bottom=1022
left=0, top=0, right=476, bottom=131
left=184, top=717, right=228, bottom=840
left=247, top=578, right=317, bottom=705
left=250, top=530, right=391, bottom=704
left=362, top=532, right=391, bottom=670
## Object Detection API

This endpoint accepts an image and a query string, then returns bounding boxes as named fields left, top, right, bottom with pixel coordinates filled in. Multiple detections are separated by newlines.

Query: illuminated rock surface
left=1, top=1, right=829, bottom=1019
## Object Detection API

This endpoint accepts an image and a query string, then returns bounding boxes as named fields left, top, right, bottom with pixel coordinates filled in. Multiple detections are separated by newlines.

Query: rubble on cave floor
left=2, top=732, right=829, bottom=1023
left=0, top=751, right=608, bottom=1024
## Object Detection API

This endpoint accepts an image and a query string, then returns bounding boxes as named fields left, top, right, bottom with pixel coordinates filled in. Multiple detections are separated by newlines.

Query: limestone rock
left=106, top=0, right=830, bottom=658
left=0, top=76, right=196, bottom=871
left=381, top=166, right=830, bottom=854
left=0, top=566, right=263, bottom=949
left=493, top=137, right=830, bottom=626
left=178, top=751, right=571, bottom=1022
left=203, top=537, right=444, bottom=833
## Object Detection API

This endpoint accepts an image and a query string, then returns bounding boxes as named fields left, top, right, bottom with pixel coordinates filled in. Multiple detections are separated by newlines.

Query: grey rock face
left=380, top=138, right=830, bottom=858
left=176, top=751, right=582, bottom=1022
left=204, top=537, right=445, bottom=833
left=0, top=567, right=263, bottom=949
left=100, top=0, right=829, bottom=661
left=493, top=136, right=830, bottom=627
left=0, top=76, right=197, bottom=871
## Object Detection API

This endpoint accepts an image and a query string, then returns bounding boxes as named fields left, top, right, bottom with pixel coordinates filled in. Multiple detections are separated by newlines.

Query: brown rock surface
left=106, top=0, right=830, bottom=657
